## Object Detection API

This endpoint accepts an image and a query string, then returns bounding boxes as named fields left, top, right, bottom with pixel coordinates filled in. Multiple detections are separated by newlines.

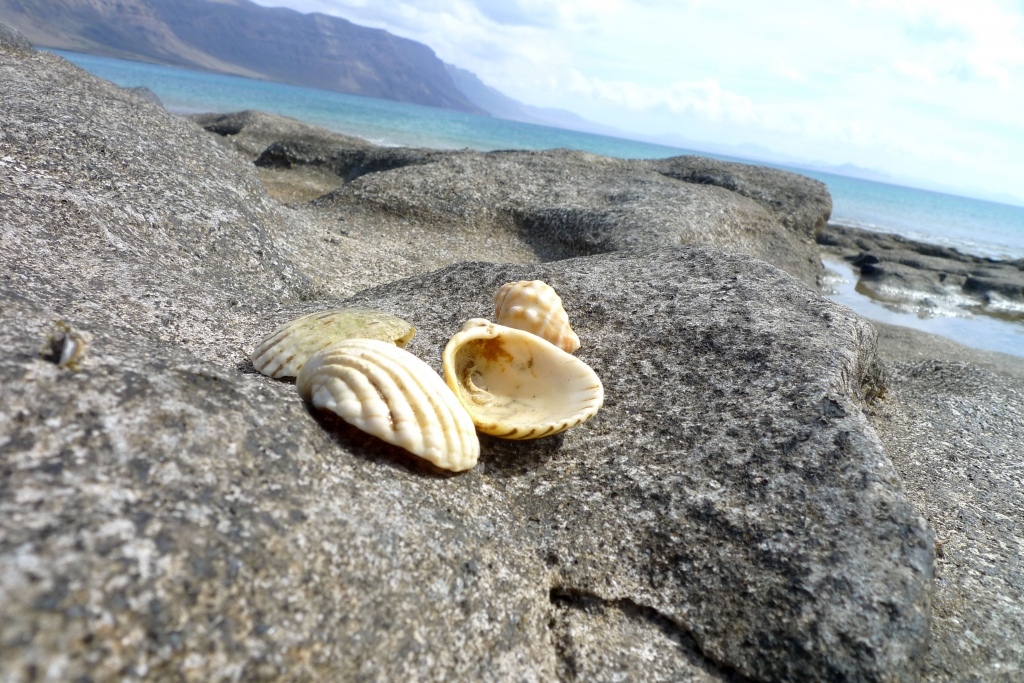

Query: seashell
left=45, top=321, right=91, bottom=371
left=494, top=280, right=581, bottom=353
left=58, top=331, right=88, bottom=368
left=442, top=319, right=603, bottom=439
left=297, top=339, right=479, bottom=472
left=252, top=309, right=415, bottom=379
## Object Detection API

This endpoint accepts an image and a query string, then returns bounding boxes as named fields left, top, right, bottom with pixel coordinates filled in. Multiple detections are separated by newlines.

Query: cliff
left=0, top=0, right=485, bottom=113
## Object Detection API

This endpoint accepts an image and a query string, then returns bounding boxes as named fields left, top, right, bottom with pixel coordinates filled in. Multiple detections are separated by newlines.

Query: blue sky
left=253, top=0, right=1024, bottom=203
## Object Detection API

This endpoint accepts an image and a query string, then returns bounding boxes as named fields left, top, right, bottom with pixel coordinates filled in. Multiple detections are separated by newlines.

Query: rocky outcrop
left=0, top=16, right=29, bottom=50
left=124, top=85, right=163, bottom=108
left=2, top=33, right=1020, bottom=682
left=191, top=111, right=828, bottom=288
left=0, top=0, right=484, bottom=113
left=651, top=156, right=833, bottom=241
left=819, top=223, right=1024, bottom=320
left=191, top=110, right=379, bottom=161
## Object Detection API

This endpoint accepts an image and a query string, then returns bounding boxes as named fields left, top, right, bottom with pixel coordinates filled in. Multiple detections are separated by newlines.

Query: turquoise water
left=46, top=50, right=1024, bottom=357
left=48, top=50, right=694, bottom=161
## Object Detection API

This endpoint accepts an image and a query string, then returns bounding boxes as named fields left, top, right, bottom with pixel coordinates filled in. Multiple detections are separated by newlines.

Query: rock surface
left=2, top=31, right=1019, bottom=682
left=0, top=16, right=29, bottom=50
left=819, top=223, right=1024, bottom=320
left=651, top=156, right=833, bottom=241
left=865, top=328, right=1024, bottom=682
left=192, top=111, right=829, bottom=289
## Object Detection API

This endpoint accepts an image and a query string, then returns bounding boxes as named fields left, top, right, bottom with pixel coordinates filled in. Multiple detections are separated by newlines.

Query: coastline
left=819, top=222, right=1024, bottom=360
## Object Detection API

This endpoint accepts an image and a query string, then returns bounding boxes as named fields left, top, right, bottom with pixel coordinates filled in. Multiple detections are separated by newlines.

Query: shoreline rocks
left=191, top=110, right=831, bottom=290
left=819, top=222, right=1024, bottom=320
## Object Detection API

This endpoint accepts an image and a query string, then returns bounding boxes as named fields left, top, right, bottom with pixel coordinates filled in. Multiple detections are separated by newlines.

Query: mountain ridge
left=0, top=0, right=485, bottom=113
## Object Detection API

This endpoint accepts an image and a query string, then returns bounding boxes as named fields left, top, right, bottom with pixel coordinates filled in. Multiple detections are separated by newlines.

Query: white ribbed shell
left=297, top=339, right=479, bottom=472
left=442, top=319, right=603, bottom=440
left=494, top=280, right=580, bottom=353
left=252, top=308, right=415, bottom=379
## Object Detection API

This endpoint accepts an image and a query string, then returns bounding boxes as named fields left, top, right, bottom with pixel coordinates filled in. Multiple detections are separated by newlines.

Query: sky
left=251, top=0, right=1024, bottom=204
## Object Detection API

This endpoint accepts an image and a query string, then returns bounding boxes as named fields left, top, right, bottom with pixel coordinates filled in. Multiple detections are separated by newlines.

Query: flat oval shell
left=297, top=339, right=479, bottom=472
left=494, top=280, right=581, bottom=353
left=442, top=319, right=603, bottom=439
left=252, top=309, right=415, bottom=379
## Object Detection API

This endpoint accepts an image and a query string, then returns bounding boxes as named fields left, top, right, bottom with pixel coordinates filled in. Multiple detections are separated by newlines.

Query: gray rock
left=0, top=245, right=935, bottom=682
left=255, top=138, right=448, bottom=182
left=0, top=43, right=938, bottom=682
left=189, top=110, right=376, bottom=160
left=857, top=260, right=952, bottom=299
left=191, top=110, right=827, bottom=288
left=871, top=321, right=1024, bottom=380
left=820, top=223, right=1024, bottom=319
left=650, top=156, right=833, bottom=241
left=125, top=85, right=163, bottom=108
left=831, top=316, right=1024, bottom=683
left=868, top=354, right=1024, bottom=682
left=0, top=20, right=30, bottom=51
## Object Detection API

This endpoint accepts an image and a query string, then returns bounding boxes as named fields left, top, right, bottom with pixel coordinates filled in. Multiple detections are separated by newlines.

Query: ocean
left=47, top=50, right=1024, bottom=357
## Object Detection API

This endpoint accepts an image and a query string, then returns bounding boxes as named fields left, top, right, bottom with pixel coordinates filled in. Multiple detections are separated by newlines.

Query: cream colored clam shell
left=297, top=339, right=479, bottom=472
left=494, top=280, right=581, bottom=353
left=252, top=308, right=415, bottom=379
left=442, top=319, right=603, bottom=439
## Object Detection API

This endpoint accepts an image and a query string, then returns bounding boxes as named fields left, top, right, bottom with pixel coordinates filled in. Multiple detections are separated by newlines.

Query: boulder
left=867, top=331, right=1024, bottom=682
left=124, top=85, right=163, bottom=108
left=0, top=20, right=30, bottom=51
left=192, top=111, right=828, bottom=289
left=650, top=156, right=833, bottom=240
left=190, top=110, right=377, bottom=160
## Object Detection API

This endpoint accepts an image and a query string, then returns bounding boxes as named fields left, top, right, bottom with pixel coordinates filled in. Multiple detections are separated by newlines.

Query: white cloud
left=251, top=0, right=1024, bottom=198
left=866, top=0, right=1024, bottom=86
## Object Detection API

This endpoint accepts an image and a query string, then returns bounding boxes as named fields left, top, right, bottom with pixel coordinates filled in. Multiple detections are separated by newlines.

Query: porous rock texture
left=650, top=155, right=833, bottom=241
left=191, top=111, right=830, bottom=289
left=866, top=324, right=1024, bottom=683
left=0, top=26, right=995, bottom=682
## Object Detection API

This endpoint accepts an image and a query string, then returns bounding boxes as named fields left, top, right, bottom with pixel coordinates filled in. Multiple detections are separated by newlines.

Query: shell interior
left=443, top=319, right=603, bottom=440
left=252, top=308, right=415, bottom=379
left=298, top=339, right=479, bottom=472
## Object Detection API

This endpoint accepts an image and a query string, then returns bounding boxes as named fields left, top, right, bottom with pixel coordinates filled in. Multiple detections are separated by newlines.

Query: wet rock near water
left=819, top=223, right=1024, bottom=319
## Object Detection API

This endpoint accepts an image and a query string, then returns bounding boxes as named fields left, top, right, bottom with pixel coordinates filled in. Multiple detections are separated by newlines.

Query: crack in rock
left=548, top=587, right=754, bottom=683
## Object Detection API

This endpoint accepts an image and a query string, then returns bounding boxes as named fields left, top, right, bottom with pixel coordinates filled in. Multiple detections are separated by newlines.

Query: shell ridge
left=386, top=354, right=457, bottom=467
left=343, top=350, right=423, bottom=452
left=362, top=344, right=443, bottom=459
left=324, top=357, right=395, bottom=434
left=252, top=309, right=416, bottom=380
left=300, top=339, right=478, bottom=471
